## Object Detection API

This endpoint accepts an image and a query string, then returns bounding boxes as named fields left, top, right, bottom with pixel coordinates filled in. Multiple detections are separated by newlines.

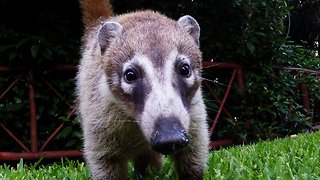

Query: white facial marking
left=138, top=49, right=193, bottom=140
left=120, top=77, right=133, bottom=94
left=120, top=54, right=154, bottom=94
left=98, top=73, right=113, bottom=100
left=177, top=54, right=196, bottom=87
left=190, top=88, right=206, bottom=121
left=118, top=50, right=199, bottom=140
left=121, top=60, right=134, bottom=94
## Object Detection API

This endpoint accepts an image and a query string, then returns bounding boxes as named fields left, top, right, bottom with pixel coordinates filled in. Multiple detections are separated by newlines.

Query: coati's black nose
left=150, top=117, right=189, bottom=155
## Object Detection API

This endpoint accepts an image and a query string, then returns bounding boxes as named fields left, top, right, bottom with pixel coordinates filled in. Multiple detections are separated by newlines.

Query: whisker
left=201, top=77, right=230, bottom=87
left=131, top=139, right=148, bottom=149
left=201, top=62, right=224, bottom=69
left=190, top=98, right=202, bottom=106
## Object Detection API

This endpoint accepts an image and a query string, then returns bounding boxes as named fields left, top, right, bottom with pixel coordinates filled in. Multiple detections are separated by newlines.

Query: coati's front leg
left=83, top=127, right=128, bottom=180
left=85, top=150, right=128, bottom=180
left=134, top=150, right=162, bottom=177
left=172, top=125, right=209, bottom=180
left=173, top=153, right=205, bottom=179
left=173, top=144, right=208, bottom=179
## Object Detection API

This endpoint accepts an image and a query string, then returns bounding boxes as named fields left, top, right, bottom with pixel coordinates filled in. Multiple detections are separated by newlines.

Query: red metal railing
left=1, top=62, right=318, bottom=159
left=202, top=62, right=244, bottom=135
left=272, top=66, right=320, bottom=124
left=202, top=61, right=245, bottom=148
left=204, top=62, right=320, bottom=148
left=0, top=65, right=82, bottom=161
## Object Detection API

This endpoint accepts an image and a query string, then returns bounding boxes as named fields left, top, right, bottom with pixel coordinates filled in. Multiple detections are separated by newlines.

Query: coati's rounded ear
left=98, top=21, right=123, bottom=55
left=177, top=15, right=200, bottom=46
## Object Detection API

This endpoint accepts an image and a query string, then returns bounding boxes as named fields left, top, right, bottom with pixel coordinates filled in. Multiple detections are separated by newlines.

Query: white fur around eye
left=121, top=55, right=154, bottom=94
left=185, top=72, right=195, bottom=87
left=121, top=60, right=135, bottom=94
left=177, top=54, right=196, bottom=87
left=121, top=80, right=134, bottom=94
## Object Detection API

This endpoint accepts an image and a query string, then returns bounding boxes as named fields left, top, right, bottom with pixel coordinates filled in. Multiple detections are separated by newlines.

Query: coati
left=76, top=0, right=209, bottom=179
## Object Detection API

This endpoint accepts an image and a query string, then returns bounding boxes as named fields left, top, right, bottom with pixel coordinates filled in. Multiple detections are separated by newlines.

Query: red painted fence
left=0, top=65, right=82, bottom=161
left=0, top=62, right=318, bottom=160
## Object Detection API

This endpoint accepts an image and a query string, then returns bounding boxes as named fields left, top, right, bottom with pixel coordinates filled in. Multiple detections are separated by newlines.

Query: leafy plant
left=0, top=0, right=82, bottom=151
left=0, top=0, right=319, bottom=152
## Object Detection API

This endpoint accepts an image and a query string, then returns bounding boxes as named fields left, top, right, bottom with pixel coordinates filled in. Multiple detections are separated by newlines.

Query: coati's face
left=98, top=12, right=203, bottom=155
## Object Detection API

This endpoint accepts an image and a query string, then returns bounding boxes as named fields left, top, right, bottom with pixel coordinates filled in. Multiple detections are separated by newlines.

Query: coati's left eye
left=179, top=63, right=191, bottom=77
left=124, top=69, right=138, bottom=83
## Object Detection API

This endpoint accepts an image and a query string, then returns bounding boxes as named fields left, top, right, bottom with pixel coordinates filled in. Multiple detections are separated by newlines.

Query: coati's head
left=98, top=11, right=203, bottom=155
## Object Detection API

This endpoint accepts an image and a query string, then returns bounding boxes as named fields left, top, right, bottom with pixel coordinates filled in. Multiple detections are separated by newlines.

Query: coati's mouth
left=149, top=117, right=189, bottom=155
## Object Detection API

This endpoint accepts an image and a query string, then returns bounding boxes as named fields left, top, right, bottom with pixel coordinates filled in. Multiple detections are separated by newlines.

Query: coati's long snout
left=150, top=117, right=189, bottom=155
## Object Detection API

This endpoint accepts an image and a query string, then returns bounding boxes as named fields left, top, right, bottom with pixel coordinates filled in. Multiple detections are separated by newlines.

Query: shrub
left=0, top=0, right=83, bottom=151
left=0, top=0, right=319, bottom=152
left=113, top=0, right=289, bottom=65
left=212, top=43, right=320, bottom=142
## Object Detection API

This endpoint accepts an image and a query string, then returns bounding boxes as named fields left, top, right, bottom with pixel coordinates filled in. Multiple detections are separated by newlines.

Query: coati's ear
left=98, top=22, right=123, bottom=55
left=177, top=15, right=200, bottom=46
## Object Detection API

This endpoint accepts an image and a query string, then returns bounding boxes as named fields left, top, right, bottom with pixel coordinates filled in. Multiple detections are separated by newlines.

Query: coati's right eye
left=124, top=69, right=138, bottom=83
left=179, top=63, right=191, bottom=77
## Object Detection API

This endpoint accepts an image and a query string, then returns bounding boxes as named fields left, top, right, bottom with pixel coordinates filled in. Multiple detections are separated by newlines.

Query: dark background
left=0, top=0, right=319, bottom=152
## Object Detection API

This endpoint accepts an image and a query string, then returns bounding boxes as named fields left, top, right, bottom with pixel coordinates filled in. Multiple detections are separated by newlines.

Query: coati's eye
left=179, top=63, right=191, bottom=77
left=124, top=69, right=138, bottom=83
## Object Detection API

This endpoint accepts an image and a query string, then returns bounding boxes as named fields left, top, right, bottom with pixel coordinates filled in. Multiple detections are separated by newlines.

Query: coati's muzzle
left=150, top=117, right=189, bottom=155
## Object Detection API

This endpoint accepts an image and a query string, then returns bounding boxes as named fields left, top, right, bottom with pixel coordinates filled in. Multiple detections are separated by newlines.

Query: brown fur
left=80, top=0, right=113, bottom=30
left=76, top=1, right=209, bottom=180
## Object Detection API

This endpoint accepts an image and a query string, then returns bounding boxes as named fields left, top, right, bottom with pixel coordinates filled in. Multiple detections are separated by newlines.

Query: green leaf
left=16, top=38, right=30, bottom=48
left=9, top=51, right=17, bottom=60
left=254, top=32, right=266, bottom=37
left=247, top=42, right=255, bottom=54
left=31, top=45, right=40, bottom=58
left=57, top=126, right=72, bottom=139
left=65, top=139, right=76, bottom=147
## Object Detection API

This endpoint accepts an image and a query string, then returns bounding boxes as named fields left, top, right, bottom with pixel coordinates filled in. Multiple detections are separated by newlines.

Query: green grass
left=1, top=131, right=319, bottom=179
left=0, top=159, right=90, bottom=180
left=206, top=131, right=320, bottom=179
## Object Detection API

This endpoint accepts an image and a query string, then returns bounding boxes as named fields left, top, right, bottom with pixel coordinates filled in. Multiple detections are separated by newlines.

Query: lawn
left=1, top=131, right=319, bottom=179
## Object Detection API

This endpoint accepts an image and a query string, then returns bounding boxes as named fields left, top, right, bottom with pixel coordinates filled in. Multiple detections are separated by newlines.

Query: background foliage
left=287, top=0, right=320, bottom=52
left=0, top=0, right=319, bottom=151
left=0, top=0, right=83, bottom=151
left=114, top=0, right=320, bottom=142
